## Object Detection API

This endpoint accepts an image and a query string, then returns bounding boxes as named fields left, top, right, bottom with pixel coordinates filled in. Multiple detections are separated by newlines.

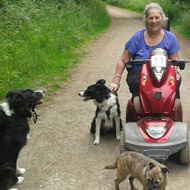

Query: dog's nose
left=78, top=91, right=84, bottom=97
left=35, top=90, right=45, bottom=96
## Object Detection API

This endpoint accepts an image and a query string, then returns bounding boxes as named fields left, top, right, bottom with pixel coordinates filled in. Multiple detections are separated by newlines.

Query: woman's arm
left=110, top=49, right=132, bottom=92
left=169, top=52, right=179, bottom=60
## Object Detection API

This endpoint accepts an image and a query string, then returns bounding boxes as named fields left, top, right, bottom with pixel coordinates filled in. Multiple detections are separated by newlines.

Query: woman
left=110, top=3, right=181, bottom=99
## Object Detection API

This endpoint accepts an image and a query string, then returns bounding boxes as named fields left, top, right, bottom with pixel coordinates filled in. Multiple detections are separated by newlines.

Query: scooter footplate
left=143, top=149, right=170, bottom=161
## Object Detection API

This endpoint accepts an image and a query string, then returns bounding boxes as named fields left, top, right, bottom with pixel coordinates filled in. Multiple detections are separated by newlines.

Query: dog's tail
left=104, top=160, right=117, bottom=170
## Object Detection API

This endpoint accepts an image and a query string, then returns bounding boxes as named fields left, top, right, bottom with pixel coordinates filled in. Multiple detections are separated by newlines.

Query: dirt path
left=18, top=5, right=190, bottom=190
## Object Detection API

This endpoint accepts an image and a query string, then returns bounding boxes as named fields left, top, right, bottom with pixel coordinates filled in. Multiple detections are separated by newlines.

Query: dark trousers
left=126, top=70, right=181, bottom=99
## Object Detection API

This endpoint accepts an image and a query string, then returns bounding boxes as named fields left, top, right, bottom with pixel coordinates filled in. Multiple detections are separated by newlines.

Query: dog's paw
left=94, top=139, right=100, bottom=145
left=8, top=188, right=18, bottom=190
left=116, top=135, right=120, bottom=141
left=17, top=167, right=26, bottom=175
left=17, top=176, right=24, bottom=184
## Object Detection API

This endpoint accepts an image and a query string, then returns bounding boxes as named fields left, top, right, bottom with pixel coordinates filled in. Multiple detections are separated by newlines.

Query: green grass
left=0, top=0, right=110, bottom=100
left=106, top=0, right=190, bottom=38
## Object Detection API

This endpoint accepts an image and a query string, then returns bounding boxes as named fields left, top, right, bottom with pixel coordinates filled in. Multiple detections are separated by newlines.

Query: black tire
left=120, top=130, right=125, bottom=153
left=120, top=130, right=130, bottom=153
left=179, top=132, right=190, bottom=165
left=126, top=104, right=128, bottom=123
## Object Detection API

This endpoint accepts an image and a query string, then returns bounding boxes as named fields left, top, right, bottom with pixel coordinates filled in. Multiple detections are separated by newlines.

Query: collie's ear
left=5, top=91, right=25, bottom=109
left=96, top=79, right=106, bottom=85
left=7, top=93, right=25, bottom=109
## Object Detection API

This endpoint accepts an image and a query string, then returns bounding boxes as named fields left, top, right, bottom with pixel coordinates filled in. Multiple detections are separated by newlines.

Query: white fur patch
left=26, top=133, right=30, bottom=140
left=0, top=102, right=14, bottom=116
left=78, top=91, right=85, bottom=97
left=17, top=166, right=26, bottom=175
left=35, top=90, right=45, bottom=97
left=16, top=176, right=24, bottom=184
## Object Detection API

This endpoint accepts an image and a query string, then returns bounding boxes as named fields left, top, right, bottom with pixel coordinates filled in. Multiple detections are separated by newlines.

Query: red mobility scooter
left=120, top=48, right=190, bottom=164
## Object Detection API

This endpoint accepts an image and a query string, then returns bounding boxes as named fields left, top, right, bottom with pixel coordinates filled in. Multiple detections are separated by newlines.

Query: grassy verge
left=0, top=0, right=110, bottom=101
left=106, top=0, right=190, bottom=39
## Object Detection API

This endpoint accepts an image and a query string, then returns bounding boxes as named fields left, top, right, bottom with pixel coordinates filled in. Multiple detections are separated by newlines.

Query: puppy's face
left=146, top=163, right=169, bottom=190
left=79, top=79, right=110, bottom=103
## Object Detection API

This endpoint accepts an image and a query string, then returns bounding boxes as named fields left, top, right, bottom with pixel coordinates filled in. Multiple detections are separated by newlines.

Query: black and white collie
left=79, top=79, right=122, bottom=145
left=0, top=89, right=45, bottom=190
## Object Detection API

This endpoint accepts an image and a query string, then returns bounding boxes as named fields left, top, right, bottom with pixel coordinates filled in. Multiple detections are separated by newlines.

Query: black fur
left=80, top=79, right=111, bottom=103
left=0, top=89, right=44, bottom=190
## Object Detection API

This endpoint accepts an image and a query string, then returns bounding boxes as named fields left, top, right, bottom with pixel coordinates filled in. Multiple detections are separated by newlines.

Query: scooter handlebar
left=127, top=59, right=148, bottom=65
left=126, top=59, right=189, bottom=70
left=126, top=59, right=148, bottom=70
left=169, top=60, right=189, bottom=70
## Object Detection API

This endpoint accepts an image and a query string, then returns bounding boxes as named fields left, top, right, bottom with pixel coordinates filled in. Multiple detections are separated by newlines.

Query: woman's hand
left=109, top=82, right=120, bottom=92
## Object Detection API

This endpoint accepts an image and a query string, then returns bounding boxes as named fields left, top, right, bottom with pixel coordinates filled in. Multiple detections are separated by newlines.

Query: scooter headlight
left=146, top=126, right=167, bottom=139
left=151, top=55, right=167, bottom=81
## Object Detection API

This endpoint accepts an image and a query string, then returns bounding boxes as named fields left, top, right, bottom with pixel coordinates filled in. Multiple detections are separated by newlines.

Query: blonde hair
left=143, top=3, right=166, bottom=26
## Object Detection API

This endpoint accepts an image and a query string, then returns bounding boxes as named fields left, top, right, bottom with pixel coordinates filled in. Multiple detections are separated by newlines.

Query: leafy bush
left=175, top=11, right=190, bottom=37
left=0, top=0, right=110, bottom=100
left=106, top=0, right=190, bottom=38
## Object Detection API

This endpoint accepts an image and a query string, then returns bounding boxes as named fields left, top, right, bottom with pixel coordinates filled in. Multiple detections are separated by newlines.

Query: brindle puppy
left=105, top=151, right=169, bottom=190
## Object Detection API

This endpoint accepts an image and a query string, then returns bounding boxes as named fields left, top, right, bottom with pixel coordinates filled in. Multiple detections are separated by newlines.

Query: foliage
left=0, top=0, right=110, bottom=100
left=106, top=0, right=190, bottom=38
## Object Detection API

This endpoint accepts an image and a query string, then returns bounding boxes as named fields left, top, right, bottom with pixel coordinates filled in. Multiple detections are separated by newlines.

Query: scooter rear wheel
left=179, top=132, right=190, bottom=165
left=120, top=130, right=130, bottom=153
left=120, top=130, right=125, bottom=153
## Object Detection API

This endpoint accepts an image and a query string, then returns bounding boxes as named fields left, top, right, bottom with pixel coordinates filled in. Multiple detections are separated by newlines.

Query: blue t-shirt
left=125, top=29, right=180, bottom=71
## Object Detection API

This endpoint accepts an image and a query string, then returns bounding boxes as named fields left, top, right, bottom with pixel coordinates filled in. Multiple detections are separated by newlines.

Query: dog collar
left=32, top=111, right=38, bottom=123
left=106, top=103, right=117, bottom=120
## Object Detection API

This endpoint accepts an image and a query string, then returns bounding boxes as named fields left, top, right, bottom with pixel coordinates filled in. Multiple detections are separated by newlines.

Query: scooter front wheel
left=179, top=132, right=190, bottom=165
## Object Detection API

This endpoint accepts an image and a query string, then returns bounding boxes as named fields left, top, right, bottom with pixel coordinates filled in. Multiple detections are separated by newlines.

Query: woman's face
left=146, top=9, right=163, bottom=33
